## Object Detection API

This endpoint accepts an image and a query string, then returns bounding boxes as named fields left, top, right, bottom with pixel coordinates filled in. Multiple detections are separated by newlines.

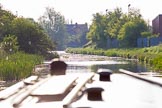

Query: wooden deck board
left=63, top=73, right=95, bottom=107
left=31, top=75, right=78, bottom=96
left=0, top=76, right=38, bottom=100
left=19, top=101, right=62, bottom=108
left=12, top=77, right=51, bottom=107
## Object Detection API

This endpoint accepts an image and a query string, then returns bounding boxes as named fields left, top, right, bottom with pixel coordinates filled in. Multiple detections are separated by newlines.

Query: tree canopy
left=0, top=6, right=55, bottom=59
left=38, top=7, right=68, bottom=50
left=0, top=6, right=16, bottom=40
left=87, top=13, right=107, bottom=48
left=86, top=7, right=150, bottom=48
left=11, top=18, right=55, bottom=55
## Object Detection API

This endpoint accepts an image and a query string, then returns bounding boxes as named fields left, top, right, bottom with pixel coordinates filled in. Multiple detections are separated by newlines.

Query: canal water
left=57, top=51, right=151, bottom=74
left=0, top=51, right=151, bottom=91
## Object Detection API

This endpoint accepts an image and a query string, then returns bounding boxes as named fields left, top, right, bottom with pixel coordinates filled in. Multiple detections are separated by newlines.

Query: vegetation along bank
left=0, top=5, right=58, bottom=82
left=66, top=44, right=162, bottom=72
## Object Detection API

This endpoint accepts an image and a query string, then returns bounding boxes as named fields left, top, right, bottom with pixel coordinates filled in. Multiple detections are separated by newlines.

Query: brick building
left=65, top=23, right=88, bottom=47
left=152, top=14, right=162, bottom=36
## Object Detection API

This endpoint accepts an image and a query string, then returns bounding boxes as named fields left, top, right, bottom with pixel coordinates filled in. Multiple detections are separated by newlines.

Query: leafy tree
left=0, top=5, right=56, bottom=59
left=104, top=8, right=125, bottom=48
left=128, top=7, right=142, bottom=19
left=38, top=7, right=67, bottom=50
left=118, top=19, right=148, bottom=47
left=105, top=8, right=123, bottom=39
left=87, top=13, right=107, bottom=48
left=1, top=34, right=19, bottom=54
left=11, top=18, right=55, bottom=56
left=118, top=8, right=148, bottom=47
left=87, top=7, right=149, bottom=48
left=0, top=5, right=16, bottom=40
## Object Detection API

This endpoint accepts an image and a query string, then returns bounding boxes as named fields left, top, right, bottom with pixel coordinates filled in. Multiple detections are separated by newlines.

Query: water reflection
left=58, top=51, right=149, bottom=73
left=90, top=61, right=148, bottom=73
left=66, top=59, right=148, bottom=73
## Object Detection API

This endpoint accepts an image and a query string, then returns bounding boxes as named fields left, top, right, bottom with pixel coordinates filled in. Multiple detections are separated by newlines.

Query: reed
left=0, top=52, right=43, bottom=81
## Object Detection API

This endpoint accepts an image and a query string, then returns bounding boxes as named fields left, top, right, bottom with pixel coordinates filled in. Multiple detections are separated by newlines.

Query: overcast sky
left=1, top=0, right=162, bottom=25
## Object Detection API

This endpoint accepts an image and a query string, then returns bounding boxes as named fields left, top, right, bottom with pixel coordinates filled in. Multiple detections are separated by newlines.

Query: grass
left=0, top=52, right=43, bottom=81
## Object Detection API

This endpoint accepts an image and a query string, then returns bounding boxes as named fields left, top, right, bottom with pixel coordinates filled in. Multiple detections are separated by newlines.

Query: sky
left=1, top=0, right=162, bottom=25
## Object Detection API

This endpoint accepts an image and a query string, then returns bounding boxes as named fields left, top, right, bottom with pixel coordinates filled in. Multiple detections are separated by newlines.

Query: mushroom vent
left=86, top=87, right=104, bottom=101
left=50, top=59, right=67, bottom=75
left=97, top=69, right=112, bottom=81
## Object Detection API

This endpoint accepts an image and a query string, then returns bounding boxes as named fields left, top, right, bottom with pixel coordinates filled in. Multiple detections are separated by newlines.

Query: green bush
left=152, top=54, right=162, bottom=71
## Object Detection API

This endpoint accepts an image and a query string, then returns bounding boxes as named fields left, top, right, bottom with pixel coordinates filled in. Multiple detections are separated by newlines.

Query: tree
left=11, top=18, right=55, bottom=55
left=104, top=8, right=125, bottom=48
left=0, top=6, right=16, bottom=40
left=105, top=8, right=123, bottom=39
left=118, top=19, right=148, bottom=47
left=38, top=7, right=67, bottom=50
left=87, top=7, right=149, bottom=48
left=1, top=34, right=19, bottom=54
left=87, top=13, right=107, bottom=48
left=117, top=8, right=148, bottom=47
left=0, top=5, right=56, bottom=59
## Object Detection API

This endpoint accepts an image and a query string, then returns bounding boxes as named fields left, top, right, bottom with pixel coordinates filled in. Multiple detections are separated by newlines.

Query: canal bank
left=56, top=51, right=150, bottom=73
left=66, top=46, right=162, bottom=72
